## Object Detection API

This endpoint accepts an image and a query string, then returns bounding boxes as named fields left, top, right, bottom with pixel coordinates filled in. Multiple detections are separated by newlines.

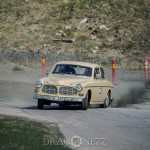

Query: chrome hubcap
left=105, top=98, right=109, bottom=106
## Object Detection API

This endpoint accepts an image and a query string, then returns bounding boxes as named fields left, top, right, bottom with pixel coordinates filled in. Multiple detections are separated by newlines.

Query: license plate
left=49, top=96, right=59, bottom=101
left=49, top=96, right=64, bottom=101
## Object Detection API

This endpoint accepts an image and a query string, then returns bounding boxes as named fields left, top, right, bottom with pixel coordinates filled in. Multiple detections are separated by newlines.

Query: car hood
left=41, top=74, right=91, bottom=86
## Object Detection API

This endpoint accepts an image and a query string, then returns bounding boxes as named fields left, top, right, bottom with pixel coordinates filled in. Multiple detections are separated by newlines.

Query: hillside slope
left=0, top=0, right=149, bottom=68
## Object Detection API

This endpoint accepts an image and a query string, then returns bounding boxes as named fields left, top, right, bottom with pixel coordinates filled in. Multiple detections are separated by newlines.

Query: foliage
left=0, top=0, right=149, bottom=59
left=0, top=115, right=72, bottom=150
left=74, top=35, right=96, bottom=51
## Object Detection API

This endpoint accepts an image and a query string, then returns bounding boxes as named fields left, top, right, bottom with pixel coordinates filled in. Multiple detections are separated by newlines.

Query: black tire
left=101, top=92, right=110, bottom=108
left=37, top=99, right=44, bottom=109
left=81, top=92, right=89, bottom=110
left=59, top=104, right=65, bottom=107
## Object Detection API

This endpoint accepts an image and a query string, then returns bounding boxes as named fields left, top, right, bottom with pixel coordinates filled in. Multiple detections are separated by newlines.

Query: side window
left=94, top=68, right=100, bottom=78
left=100, top=67, right=105, bottom=79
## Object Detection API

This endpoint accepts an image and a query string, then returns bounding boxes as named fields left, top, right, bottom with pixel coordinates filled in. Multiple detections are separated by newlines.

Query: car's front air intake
left=59, top=86, right=77, bottom=95
left=42, top=85, right=57, bottom=94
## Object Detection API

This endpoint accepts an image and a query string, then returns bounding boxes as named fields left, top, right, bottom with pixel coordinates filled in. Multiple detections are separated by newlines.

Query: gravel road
left=0, top=62, right=150, bottom=150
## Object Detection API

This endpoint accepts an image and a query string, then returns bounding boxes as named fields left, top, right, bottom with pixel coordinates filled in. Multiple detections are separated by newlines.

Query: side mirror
left=46, top=70, right=50, bottom=76
left=95, top=74, right=101, bottom=79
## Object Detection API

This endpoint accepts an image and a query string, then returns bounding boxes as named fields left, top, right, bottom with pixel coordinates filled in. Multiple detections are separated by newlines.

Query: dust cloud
left=0, top=62, right=149, bottom=109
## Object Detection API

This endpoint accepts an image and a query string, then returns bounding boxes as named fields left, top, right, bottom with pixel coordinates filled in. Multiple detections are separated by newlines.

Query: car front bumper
left=34, top=94, right=83, bottom=102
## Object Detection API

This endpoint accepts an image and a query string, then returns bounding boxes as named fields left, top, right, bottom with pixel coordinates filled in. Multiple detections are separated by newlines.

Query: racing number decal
left=99, top=87, right=102, bottom=94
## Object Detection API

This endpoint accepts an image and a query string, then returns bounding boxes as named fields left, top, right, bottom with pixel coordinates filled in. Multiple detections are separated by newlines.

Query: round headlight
left=35, top=81, right=42, bottom=88
left=75, top=83, right=83, bottom=92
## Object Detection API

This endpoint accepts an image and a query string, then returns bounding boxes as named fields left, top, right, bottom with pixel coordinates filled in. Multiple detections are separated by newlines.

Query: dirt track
left=0, top=62, right=150, bottom=150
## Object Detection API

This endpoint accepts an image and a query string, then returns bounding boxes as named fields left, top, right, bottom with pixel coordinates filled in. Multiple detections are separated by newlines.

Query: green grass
left=0, top=115, right=72, bottom=150
left=74, top=34, right=96, bottom=51
left=0, top=0, right=149, bottom=65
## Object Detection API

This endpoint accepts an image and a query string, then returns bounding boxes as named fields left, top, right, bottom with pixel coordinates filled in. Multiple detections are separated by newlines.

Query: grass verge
left=0, top=115, right=72, bottom=150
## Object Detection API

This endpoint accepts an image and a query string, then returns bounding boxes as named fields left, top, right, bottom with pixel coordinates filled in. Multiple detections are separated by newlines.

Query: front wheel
left=81, top=93, right=89, bottom=110
left=37, top=99, right=44, bottom=109
left=59, top=104, right=65, bottom=107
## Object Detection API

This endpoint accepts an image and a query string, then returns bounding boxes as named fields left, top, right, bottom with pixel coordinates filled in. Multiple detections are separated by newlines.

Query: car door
left=99, top=67, right=110, bottom=102
left=91, top=67, right=106, bottom=103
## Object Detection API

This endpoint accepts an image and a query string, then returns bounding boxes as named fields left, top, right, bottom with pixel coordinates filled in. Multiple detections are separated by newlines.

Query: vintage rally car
left=34, top=61, right=114, bottom=110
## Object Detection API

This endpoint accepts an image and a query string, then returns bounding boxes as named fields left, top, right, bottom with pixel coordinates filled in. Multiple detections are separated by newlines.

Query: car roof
left=55, top=61, right=101, bottom=68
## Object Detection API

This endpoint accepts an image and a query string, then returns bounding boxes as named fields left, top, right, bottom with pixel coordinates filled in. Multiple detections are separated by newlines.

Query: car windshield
left=52, top=64, right=92, bottom=77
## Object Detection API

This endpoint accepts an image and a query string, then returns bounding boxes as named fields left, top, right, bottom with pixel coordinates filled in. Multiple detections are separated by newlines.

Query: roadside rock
left=77, top=18, right=88, bottom=30
left=12, top=66, right=25, bottom=72
left=99, top=25, right=109, bottom=30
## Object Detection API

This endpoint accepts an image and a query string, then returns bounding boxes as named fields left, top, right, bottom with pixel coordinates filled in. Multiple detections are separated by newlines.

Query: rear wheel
left=101, top=92, right=110, bottom=108
left=81, top=92, right=89, bottom=110
left=37, top=99, right=44, bottom=109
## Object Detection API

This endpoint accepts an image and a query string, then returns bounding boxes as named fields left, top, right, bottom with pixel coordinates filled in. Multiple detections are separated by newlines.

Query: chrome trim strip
left=34, top=94, right=83, bottom=102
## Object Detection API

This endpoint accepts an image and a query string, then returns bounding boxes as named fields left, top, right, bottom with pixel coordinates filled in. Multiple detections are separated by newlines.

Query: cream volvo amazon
left=34, top=61, right=114, bottom=110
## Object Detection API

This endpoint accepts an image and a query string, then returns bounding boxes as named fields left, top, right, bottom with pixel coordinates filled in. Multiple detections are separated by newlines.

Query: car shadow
left=22, top=104, right=101, bottom=110
left=22, top=105, right=82, bottom=110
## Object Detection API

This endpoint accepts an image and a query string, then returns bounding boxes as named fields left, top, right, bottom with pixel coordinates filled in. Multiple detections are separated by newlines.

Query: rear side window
left=94, top=68, right=100, bottom=78
left=100, top=67, right=105, bottom=78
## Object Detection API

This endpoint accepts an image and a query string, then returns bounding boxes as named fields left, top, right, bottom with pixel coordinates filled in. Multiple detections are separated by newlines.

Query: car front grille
left=42, top=85, right=57, bottom=94
left=59, top=86, right=77, bottom=95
